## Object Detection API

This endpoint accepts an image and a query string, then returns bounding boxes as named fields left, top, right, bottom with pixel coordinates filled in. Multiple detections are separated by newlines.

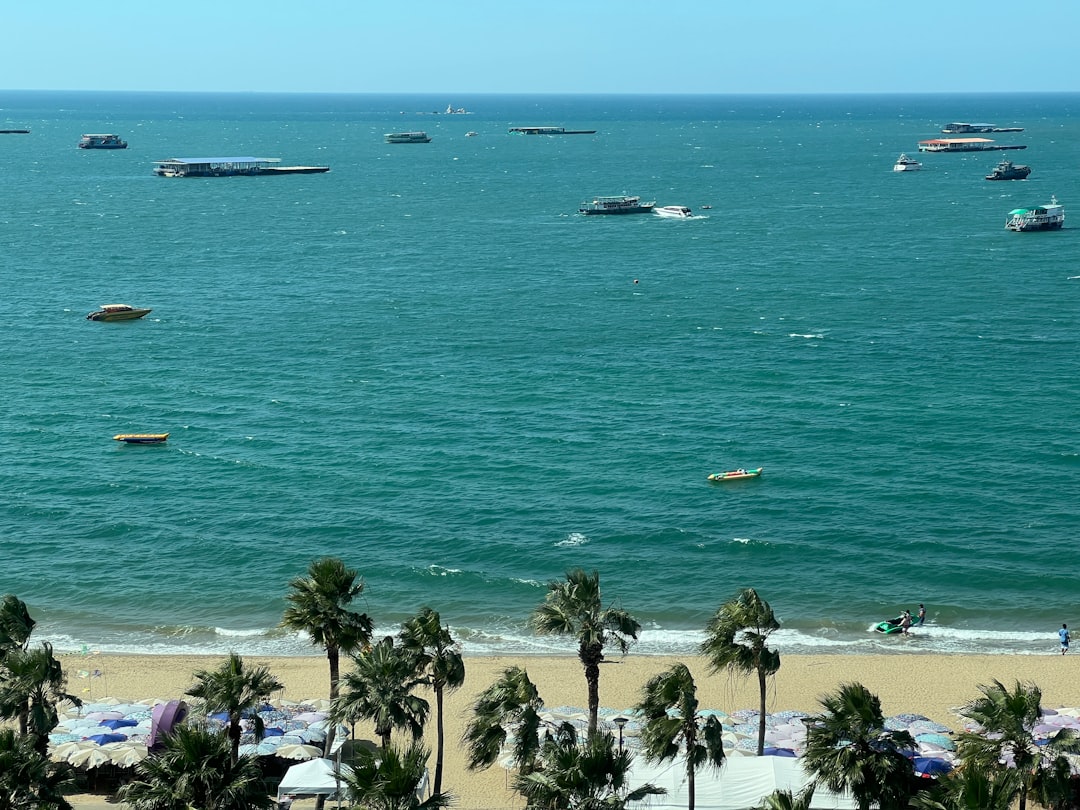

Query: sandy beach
left=65, top=652, right=1080, bottom=808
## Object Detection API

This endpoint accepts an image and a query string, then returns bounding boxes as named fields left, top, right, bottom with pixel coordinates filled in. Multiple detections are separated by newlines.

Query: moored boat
left=78, top=133, right=127, bottom=149
left=509, top=126, right=596, bottom=135
left=941, top=122, right=1024, bottom=134
left=153, top=157, right=328, bottom=177
left=579, top=195, right=655, bottom=215
left=385, top=131, right=432, bottom=144
left=87, top=304, right=152, bottom=321
left=113, top=433, right=169, bottom=444
left=1005, top=196, right=1064, bottom=231
left=917, top=138, right=1026, bottom=153
left=985, top=160, right=1031, bottom=181
left=707, top=467, right=763, bottom=482
left=893, top=153, right=921, bottom=172
left=654, top=205, right=694, bottom=218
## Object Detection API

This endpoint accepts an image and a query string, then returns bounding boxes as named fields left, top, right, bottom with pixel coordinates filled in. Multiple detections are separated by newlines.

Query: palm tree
left=0, top=726, right=75, bottom=810
left=530, top=568, right=640, bottom=736
left=956, top=679, right=1080, bottom=810
left=752, top=785, right=816, bottom=810
left=514, top=725, right=665, bottom=810
left=344, top=741, right=454, bottom=810
left=333, top=636, right=430, bottom=750
left=634, top=662, right=725, bottom=810
left=399, top=606, right=465, bottom=795
left=0, top=642, right=81, bottom=754
left=0, top=595, right=35, bottom=657
left=119, top=723, right=273, bottom=810
left=186, top=652, right=283, bottom=763
left=700, top=588, right=780, bottom=755
left=281, top=556, right=374, bottom=759
left=910, top=765, right=1018, bottom=810
left=801, top=681, right=915, bottom=810
left=463, top=665, right=545, bottom=774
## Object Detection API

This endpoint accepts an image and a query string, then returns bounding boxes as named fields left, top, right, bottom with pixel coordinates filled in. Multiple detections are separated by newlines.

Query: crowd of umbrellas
left=47, top=698, right=1080, bottom=776
left=47, top=697, right=346, bottom=771
left=510, top=706, right=966, bottom=779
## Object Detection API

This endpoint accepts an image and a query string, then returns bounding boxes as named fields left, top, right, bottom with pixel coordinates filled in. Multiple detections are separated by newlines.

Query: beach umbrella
left=908, top=720, right=952, bottom=734
left=915, top=733, right=954, bottom=750
left=52, top=740, right=96, bottom=762
left=86, top=733, right=128, bottom=745
left=1034, top=724, right=1061, bottom=737
left=276, top=743, right=323, bottom=761
left=293, top=711, right=328, bottom=724
left=69, top=746, right=113, bottom=770
left=101, top=718, right=138, bottom=730
left=762, top=747, right=797, bottom=757
left=85, top=710, right=124, bottom=722
left=108, top=743, right=149, bottom=768
left=913, top=756, right=953, bottom=778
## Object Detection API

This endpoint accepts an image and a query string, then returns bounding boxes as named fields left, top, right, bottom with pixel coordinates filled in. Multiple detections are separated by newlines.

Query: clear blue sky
left=5, top=0, right=1079, bottom=94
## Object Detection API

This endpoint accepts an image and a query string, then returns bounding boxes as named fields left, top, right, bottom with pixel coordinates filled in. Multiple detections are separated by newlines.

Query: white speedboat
left=893, top=154, right=921, bottom=172
left=654, top=205, right=693, bottom=218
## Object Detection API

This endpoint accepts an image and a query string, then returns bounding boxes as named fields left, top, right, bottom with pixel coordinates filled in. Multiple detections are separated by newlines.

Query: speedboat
left=113, top=433, right=169, bottom=444
left=87, top=304, right=152, bottom=321
left=893, top=154, right=921, bottom=172
left=707, top=467, right=763, bottom=482
left=654, top=205, right=693, bottom=218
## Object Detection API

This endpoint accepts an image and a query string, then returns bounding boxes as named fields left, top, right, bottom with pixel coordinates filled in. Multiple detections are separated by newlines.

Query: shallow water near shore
left=1, top=91, right=1078, bottom=658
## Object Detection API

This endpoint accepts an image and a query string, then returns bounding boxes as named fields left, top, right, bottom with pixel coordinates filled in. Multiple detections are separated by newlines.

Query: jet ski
left=874, top=616, right=906, bottom=634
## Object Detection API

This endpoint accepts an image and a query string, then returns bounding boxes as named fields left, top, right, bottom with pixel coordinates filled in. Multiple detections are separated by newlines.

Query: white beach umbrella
left=69, top=746, right=113, bottom=770
left=108, top=743, right=149, bottom=768
left=276, top=743, right=323, bottom=761
left=52, top=740, right=96, bottom=762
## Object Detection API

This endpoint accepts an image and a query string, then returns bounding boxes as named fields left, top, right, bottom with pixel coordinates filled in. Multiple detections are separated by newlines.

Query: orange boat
left=707, top=467, right=763, bottom=482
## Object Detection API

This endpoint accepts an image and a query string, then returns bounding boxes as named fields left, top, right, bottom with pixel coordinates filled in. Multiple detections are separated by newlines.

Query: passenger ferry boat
left=654, top=205, right=694, bottom=218
left=78, top=134, right=127, bottom=149
left=385, top=131, right=432, bottom=144
left=985, top=160, right=1031, bottom=181
left=893, top=154, right=921, bottom=172
left=1005, top=196, right=1064, bottom=231
left=579, top=195, right=656, bottom=215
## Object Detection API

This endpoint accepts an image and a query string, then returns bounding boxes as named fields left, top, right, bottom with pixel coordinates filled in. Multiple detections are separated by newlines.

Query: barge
left=941, top=122, right=1024, bottom=134
left=152, top=157, right=329, bottom=177
left=385, top=131, right=432, bottom=143
left=917, top=138, right=1026, bottom=153
left=509, top=126, right=596, bottom=135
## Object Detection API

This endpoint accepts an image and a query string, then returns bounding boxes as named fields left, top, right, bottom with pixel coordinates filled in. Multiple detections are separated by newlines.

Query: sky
left=4, top=0, right=1079, bottom=95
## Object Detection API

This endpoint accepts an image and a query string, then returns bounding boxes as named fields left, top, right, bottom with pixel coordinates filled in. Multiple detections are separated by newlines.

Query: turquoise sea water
left=1, top=91, right=1078, bottom=659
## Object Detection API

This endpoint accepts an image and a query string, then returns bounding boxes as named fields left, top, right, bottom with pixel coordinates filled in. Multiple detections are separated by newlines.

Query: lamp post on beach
left=613, top=716, right=628, bottom=752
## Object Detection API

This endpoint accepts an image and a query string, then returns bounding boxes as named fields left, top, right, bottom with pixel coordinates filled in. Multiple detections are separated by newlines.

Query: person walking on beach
left=1060, top=623, right=1070, bottom=655
left=917, top=604, right=926, bottom=626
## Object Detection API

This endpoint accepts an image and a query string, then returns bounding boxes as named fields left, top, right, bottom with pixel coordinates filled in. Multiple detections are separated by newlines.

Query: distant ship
left=941, top=122, right=1024, bottom=134
left=78, top=133, right=127, bottom=149
left=985, top=160, right=1031, bottom=181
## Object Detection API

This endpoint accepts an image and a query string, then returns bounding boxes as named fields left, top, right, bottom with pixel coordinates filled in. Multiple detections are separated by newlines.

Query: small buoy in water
left=633, top=279, right=639, bottom=284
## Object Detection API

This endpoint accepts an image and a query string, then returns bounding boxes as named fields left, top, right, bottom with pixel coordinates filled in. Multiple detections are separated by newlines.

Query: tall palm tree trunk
left=323, top=645, right=341, bottom=758
left=434, top=685, right=445, bottom=793
left=756, top=666, right=768, bottom=755
left=585, top=663, right=601, bottom=736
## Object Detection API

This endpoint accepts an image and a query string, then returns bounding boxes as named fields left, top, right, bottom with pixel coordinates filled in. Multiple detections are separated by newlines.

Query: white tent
left=277, top=757, right=353, bottom=801
left=277, top=757, right=429, bottom=803
left=630, top=756, right=861, bottom=810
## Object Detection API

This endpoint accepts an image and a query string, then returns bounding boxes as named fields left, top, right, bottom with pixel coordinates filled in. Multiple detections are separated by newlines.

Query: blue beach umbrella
left=762, top=747, right=797, bottom=757
left=913, top=756, right=953, bottom=778
left=86, top=733, right=127, bottom=745
left=915, top=733, right=955, bottom=751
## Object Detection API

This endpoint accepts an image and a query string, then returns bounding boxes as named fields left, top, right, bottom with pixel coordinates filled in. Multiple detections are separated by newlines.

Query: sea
left=1, top=91, right=1078, bottom=661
